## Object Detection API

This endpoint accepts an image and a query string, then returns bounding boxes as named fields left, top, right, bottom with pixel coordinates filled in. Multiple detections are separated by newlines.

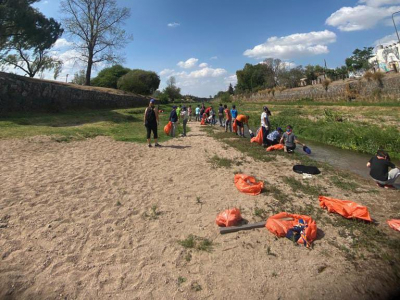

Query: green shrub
left=91, top=65, right=130, bottom=89
left=117, top=69, right=160, bottom=95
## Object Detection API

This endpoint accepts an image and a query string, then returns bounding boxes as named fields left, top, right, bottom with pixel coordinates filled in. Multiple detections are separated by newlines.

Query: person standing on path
left=176, top=105, right=182, bottom=122
left=200, top=105, right=205, bottom=122
left=195, top=105, right=201, bottom=121
left=218, top=104, right=224, bottom=127
left=224, top=105, right=232, bottom=132
left=188, top=105, right=193, bottom=122
left=169, top=106, right=178, bottom=137
left=180, top=106, right=189, bottom=137
left=231, top=105, right=238, bottom=134
left=261, top=106, right=272, bottom=147
left=144, top=99, right=161, bottom=148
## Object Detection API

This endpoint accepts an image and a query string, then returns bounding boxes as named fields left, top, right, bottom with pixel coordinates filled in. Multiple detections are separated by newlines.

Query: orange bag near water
left=319, top=196, right=372, bottom=222
left=233, top=119, right=238, bottom=133
left=387, top=219, right=400, bottom=232
left=164, top=121, right=172, bottom=135
left=251, top=128, right=263, bottom=145
left=266, top=144, right=284, bottom=152
left=266, top=212, right=318, bottom=247
left=216, top=208, right=242, bottom=227
left=234, top=174, right=264, bottom=195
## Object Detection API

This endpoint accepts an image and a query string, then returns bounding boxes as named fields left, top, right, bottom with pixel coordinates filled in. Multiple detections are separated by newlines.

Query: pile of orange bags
left=251, top=129, right=263, bottom=145
left=318, top=196, right=372, bottom=222
left=234, top=174, right=264, bottom=195
left=387, top=219, right=400, bottom=232
left=266, top=212, right=317, bottom=247
left=266, top=144, right=284, bottom=152
left=164, top=121, right=172, bottom=135
left=216, top=208, right=242, bottom=227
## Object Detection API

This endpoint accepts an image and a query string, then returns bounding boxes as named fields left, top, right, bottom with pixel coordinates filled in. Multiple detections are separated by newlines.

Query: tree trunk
left=85, top=51, right=93, bottom=86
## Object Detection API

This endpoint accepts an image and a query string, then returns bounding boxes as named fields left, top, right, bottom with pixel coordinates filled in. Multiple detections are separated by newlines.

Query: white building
left=369, top=42, right=400, bottom=73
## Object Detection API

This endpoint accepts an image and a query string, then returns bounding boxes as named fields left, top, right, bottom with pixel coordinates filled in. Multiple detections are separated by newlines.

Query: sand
left=0, top=122, right=399, bottom=300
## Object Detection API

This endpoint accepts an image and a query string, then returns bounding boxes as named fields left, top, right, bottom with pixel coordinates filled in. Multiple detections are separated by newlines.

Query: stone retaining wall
left=0, top=72, right=153, bottom=114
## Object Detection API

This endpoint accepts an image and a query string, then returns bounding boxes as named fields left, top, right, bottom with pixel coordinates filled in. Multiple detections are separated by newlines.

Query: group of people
left=144, top=99, right=399, bottom=189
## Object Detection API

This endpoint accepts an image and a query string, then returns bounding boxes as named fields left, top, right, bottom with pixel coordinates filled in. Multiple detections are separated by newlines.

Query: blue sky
left=33, top=0, right=400, bottom=97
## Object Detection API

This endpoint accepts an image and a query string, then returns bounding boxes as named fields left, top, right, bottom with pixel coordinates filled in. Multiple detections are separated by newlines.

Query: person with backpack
left=144, top=99, right=161, bottom=147
left=169, top=106, right=178, bottom=137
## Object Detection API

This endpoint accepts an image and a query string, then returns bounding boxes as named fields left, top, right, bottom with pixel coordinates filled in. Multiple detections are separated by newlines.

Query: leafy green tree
left=117, top=69, right=160, bottom=95
left=278, top=66, right=305, bottom=88
left=1, top=41, right=63, bottom=78
left=0, top=0, right=63, bottom=55
left=304, top=65, right=324, bottom=84
left=228, top=83, right=234, bottom=95
left=91, top=65, right=130, bottom=89
left=345, top=47, right=374, bottom=72
left=163, top=76, right=181, bottom=101
left=71, top=70, right=86, bottom=85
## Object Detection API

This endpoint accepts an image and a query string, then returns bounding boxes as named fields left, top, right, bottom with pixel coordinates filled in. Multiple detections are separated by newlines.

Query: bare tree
left=61, top=0, right=131, bottom=85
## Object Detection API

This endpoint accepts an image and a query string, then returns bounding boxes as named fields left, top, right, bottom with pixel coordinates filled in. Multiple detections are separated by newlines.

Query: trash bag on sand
left=251, top=128, right=263, bottom=145
left=234, top=174, right=264, bottom=195
left=318, top=196, right=372, bottom=222
left=164, top=121, right=172, bottom=135
left=266, top=212, right=317, bottom=247
left=216, top=208, right=242, bottom=227
left=266, top=144, right=284, bottom=152
left=387, top=219, right=400, bottom=232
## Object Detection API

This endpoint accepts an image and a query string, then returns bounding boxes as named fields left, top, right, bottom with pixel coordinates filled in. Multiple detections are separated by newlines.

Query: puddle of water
left=244, top=126, right=399, bottom=180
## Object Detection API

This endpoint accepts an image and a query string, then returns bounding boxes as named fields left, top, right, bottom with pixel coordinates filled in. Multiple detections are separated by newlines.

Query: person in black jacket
left=367, top=149, right=399, bottom=188
left=169, top=106, right=178, bottom=137
left=144, top=99, right=160, bottom=147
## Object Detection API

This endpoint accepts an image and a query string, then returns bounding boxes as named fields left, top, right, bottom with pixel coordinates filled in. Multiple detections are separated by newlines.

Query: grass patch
left=283, top=176, right=324, bottom=197
left=191, top=282, right=202, bottom=292
left=330, top=175, right=360, bottom=192
left=253, top=205, right=267, bottom=219
left=178, top=235, right=214, bottom=252
left=142, top=205, right=161, bottom=220
left=177, top=276, right=187, bottom=286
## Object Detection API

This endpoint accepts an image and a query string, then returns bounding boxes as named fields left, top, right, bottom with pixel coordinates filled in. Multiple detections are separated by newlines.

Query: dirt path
left=0, top=122, right=398, bottom=300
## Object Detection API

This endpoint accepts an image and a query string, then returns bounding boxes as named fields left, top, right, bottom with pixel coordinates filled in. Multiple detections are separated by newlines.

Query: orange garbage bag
left=251, top=128, right=263, bottom=145
left=164, top=121, right=172, bottom=135
left=266, top=212, right=317, bottom=247
left=318, top=196, right=372, bottom=222
left=266, top=144, right=284, bottom=152
left=387, top=219, right=400, bottom=232
left=234, top=174, right=264, bottom=195
left=233, top=119, right=238, bottom=133
left=216, top=208, right=242, bottom=227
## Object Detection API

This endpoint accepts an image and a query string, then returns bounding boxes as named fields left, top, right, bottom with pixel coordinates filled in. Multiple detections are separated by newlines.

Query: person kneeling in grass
left=266, top=127, right=283, bottom=146
left=279, top=125, right=306, bottom=153
left=236, top=115, right=250, bottom=137
left=367, top=149, right=399, bottom=189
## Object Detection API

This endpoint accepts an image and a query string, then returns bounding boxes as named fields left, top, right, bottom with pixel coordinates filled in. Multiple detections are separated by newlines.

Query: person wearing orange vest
left=236, top=114, right=250, bottom=137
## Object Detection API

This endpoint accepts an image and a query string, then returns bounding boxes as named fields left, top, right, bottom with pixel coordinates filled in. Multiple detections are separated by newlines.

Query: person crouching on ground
left=261, top=106, right=272, bottom=147
left=224, top=105, right=232, bottom=132
left=367, top=149, right=399, bottom=189
left=169, top=106, right=178, bottom=137
left=266, top=127, right=283, bottom=146
left=144, top=99, right=161, bottom=148
left=280, top=125, right=306, bottom=153
left=180, top=106, right=189, bottom=137
left=236, top=114, right=250, bottom=137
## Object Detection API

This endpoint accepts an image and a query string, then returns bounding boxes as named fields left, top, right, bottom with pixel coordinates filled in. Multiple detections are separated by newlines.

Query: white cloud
left=326, top=1, right=400, bottom=31
left=53, top=38, right=74, bottom=49
left=244, top=30, right=336, bottom=60
left=210, top=56, right=218, bottom=60
left=224, top=75, right=237, bottom=85
left=177, top=58, right=198, bottom=69
left=159, top=69, right=175, bottom=76
left=186, top=67, right=227, bottom=78
left=199, top=63, right=208, bottom=68
left=374, top=33, right=399, bottom=46
left=168, top=22, right=180, bottom=28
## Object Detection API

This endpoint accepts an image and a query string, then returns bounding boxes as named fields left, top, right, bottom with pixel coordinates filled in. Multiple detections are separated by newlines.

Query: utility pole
left=393, top=11, right=400, bottom=43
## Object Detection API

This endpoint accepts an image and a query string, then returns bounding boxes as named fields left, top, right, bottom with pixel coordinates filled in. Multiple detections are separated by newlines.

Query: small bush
left=178, top=235, right=213, bottom=252
left=322, top=79, right=332, bottom=92
left=363, top=71, right=373, bottom=82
